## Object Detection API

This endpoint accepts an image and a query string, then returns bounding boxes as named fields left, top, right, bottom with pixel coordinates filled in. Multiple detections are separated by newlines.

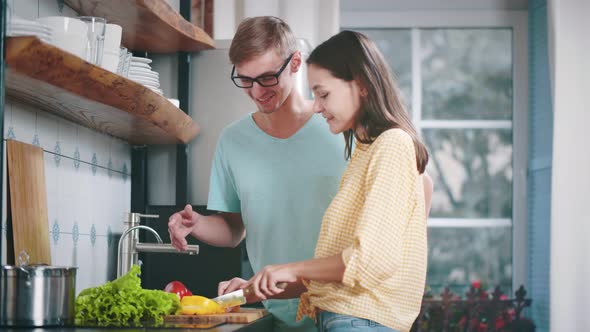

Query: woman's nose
left=312, top=99, right=324, bottom=113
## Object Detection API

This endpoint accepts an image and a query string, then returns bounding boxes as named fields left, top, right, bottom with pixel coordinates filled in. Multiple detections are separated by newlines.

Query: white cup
left=101, top=50, right=120, bottom=73
left=79, top=16, right=106, bottom=66
left=47, top=32, right=88, bottom=59
left=36, top=16, right=87, bottom=35
left=104, top=23, right=122, bottom=52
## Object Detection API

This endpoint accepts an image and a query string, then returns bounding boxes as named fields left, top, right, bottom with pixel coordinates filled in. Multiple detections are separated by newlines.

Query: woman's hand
left=247, top=263, right=299, bottom=299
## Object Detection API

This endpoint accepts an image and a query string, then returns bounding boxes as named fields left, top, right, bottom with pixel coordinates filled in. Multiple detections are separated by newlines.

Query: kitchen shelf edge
left=5, top=36, right=200, bottom=145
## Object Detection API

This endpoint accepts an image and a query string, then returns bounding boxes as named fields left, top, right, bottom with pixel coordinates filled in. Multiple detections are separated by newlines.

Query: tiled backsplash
left=1, top=98, right=132, bottom=294
left=2, top=0, right=132, bottom=294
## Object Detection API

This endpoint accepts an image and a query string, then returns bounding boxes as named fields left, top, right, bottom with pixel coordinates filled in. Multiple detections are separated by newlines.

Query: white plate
left=128, top=68, right=157, bottom=75
left=9, top=28, right=52, bottom=36
left=129, top=62, right=151, bottom=70
left=8, top=22, right=53, bottom=30
left=129, top=74, right=159, bottom=83
left=8, top=33, right=51, bottom=43
left=11, top=16, right=45, bottom=26
left=129, top=65, right=156, bottom=71
left=131, top=56, right=152, bottom=64
left=131, top=78, right=160, bottom=88
left=11, top=22, right=52, bottom=29
left=128, top=71, right=159, bottom=80
left=10, top=27, right=52, bottom=35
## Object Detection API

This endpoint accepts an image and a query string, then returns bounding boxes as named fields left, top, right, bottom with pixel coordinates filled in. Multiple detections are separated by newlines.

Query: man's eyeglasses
left=231, top=53, right=294, bottom=88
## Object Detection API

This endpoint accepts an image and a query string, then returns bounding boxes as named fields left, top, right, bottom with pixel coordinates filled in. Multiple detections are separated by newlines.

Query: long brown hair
left=307, top=30, right=429, bottom=173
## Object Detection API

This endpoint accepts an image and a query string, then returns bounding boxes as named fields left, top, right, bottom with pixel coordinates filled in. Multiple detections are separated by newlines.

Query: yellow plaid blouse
left=297, top=128, right=428, bottom=332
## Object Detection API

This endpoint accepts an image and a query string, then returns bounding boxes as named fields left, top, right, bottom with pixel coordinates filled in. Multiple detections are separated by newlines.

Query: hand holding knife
left=212, top=282, right=288, bottom=309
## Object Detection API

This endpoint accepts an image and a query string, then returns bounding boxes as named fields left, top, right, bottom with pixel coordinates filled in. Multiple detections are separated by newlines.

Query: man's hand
left=218, top=277, right=247, bottom=296
left=218, top=277, right=268, bottom=303
left=168, top=204, right=201, bottom=251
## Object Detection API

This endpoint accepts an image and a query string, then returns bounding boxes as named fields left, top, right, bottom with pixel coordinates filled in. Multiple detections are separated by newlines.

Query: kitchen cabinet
left=5, top=36, right=199, bottom=144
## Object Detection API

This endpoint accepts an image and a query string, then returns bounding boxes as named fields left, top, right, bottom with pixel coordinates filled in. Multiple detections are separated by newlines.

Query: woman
left=245, top=30, right=430, bottom=332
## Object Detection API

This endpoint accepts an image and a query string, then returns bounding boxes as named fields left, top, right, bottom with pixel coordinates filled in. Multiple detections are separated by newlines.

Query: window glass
left=421, top=29, right=512, bottom=120
left=423, top=128, right=513, bottom=218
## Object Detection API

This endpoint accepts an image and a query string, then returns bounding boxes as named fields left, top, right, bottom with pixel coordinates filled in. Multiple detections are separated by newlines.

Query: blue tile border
left=90, top=224, right=97, bottom=247
left=54, top=141, right=61, bottom=167
left=72, top=222, right=79, bottom=245
left=46, top=225, right=111, bottom=246
left=74, top=147, right=81, bottom=170
left=32, top=133, right=40, bottom=146
left=51, top=220, right=60, bottom=245
left=7, top=126, right=16, bottom=139
left=108, top=158, right=114, bottom=178
left=91, top=153, right=98, bottom=175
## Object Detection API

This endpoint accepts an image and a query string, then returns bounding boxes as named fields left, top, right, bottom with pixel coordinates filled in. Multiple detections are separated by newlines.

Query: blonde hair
left=229, top=16, right=297, bottom=65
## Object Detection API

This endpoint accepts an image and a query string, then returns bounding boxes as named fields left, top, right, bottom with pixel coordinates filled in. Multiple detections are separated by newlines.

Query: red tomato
left=164, top=281, right=193, bottom=299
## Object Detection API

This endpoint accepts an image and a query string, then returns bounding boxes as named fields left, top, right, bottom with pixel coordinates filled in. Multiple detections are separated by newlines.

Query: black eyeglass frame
left=230, top=53, right=295, bottom=88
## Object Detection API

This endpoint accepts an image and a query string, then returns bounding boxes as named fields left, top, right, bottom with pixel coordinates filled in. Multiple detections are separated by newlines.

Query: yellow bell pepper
left=180, top=295, right=225, bottom=315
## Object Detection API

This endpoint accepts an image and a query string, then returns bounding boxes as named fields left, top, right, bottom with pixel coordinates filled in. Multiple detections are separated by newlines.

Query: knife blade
left=212, top=282, right=287, bottom=308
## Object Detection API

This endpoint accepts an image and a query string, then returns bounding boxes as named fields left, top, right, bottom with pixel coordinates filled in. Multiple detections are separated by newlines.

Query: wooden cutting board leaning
left=6, top=139, right=51, bottom=265
left=164, top=308, right=268, bottom=324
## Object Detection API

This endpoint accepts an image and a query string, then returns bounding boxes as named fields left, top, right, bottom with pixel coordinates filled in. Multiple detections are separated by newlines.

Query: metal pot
left=0, top=263, right=77, bottom=326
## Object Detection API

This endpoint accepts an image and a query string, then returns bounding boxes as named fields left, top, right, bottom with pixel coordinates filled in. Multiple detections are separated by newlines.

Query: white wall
left=549, top=0, right=590, bottom=330
left=2, top=0, right=132, bottom=293
left=212, top=0, right=339, bottom=48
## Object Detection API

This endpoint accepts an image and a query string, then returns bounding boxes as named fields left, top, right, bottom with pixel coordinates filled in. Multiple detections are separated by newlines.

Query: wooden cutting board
left=7, top=140, right=51, bottom=265
left=164, top=308, right=268, bottom=324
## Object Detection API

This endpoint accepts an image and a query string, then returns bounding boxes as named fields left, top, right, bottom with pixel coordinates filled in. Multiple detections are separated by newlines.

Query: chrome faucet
left=116, top=212, right=199, bottom=277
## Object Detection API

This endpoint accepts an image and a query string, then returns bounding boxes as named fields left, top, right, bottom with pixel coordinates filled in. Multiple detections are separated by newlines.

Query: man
left=168, top=16, right=433, bottom=332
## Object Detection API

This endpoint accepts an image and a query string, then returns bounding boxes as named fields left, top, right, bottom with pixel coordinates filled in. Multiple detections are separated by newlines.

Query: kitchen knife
left=212, top=282, right=288, bottom=308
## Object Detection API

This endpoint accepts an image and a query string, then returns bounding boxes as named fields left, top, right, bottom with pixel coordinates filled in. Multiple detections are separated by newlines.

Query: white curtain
left=549, top=0, right=590, bottom=331
left=213, top=0, right=339, bottom=47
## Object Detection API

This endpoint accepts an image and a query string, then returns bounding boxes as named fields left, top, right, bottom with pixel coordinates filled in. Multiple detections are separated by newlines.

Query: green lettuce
left=75, top=265, right=180, bottom=326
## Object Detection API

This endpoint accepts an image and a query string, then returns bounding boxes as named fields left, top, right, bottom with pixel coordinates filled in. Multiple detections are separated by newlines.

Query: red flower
left=458, top=316, right=467, bottom=327
left=477, top=322, right=488, bottom=332
left=480, top=290, right=489, bottom=300
left=496, top=317, right=506, bottom=329
left=472, top=280, right=482, bottom=289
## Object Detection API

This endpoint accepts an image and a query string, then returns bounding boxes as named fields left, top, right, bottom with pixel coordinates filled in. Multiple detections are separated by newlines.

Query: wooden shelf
left=5, top=36, right=200, bottom=145
left=64, top=0, right=215, bottom=52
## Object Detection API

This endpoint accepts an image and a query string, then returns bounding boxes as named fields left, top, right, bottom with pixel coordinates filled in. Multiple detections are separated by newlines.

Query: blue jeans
left=317, top=311, right=400, bottom=332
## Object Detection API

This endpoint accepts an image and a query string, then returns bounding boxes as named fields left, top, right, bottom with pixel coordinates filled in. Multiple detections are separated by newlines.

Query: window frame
left=341, top=10, right=529, bottom=291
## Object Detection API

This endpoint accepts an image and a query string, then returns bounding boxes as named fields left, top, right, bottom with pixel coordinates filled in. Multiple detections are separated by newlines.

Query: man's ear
left=290, top=51, right=302, bottom=73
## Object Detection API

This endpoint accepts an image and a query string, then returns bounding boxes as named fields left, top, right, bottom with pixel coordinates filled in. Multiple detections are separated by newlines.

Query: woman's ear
left=357, top=81, right=368, bottom=97
left=360, top=87, right=368, bottom=97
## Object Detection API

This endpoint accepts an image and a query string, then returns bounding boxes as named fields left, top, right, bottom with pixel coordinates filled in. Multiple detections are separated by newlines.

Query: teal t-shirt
left=207, top=113, right=347, bottom=332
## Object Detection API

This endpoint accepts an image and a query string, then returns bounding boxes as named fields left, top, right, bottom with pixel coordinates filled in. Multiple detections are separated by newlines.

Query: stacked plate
left=8, top=16, right=52, bottom=43
left=128, top=56, right=163, bottom=96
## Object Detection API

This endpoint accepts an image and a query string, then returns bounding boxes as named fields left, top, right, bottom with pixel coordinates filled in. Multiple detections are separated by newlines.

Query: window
left=343, top=11, right=528, bottom=294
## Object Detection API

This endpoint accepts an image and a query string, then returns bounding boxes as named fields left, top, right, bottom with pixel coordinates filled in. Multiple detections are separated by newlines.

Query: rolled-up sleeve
left=341, top=131, right=418, bottom=290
